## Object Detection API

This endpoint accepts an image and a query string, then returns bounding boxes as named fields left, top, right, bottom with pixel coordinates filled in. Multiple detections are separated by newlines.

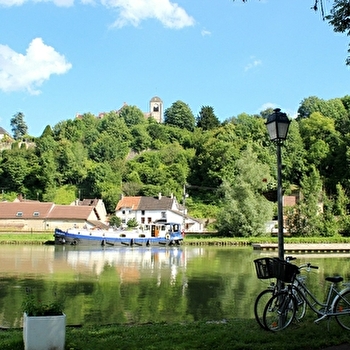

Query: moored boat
left=54, top=222, right=183, bottom=247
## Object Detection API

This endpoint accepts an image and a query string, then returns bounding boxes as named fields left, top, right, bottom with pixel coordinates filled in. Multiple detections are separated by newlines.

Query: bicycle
left=253, top=256, right=309, bottom=329
left=262, top=258, right=350, bottom=331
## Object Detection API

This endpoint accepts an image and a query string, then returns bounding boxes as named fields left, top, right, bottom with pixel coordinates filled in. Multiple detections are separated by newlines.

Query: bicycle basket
left=254, top=257, right=276, bottom=279
left=273, top=259, right=299, bottom=283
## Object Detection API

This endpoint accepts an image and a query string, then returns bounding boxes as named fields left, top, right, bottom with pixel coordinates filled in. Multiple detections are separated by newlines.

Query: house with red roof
left=0, top=198, right=108, bottom=232
left=115, top=193, right=203, bottom=232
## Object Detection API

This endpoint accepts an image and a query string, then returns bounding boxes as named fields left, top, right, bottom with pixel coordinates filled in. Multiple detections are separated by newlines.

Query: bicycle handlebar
left=284, top=256, right=319, bottom=270
left=299, top=262, right=319, bottom=270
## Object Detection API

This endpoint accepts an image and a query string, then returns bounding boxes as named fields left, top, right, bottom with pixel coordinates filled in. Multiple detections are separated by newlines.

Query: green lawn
left=1, top=316, right=350, bottom=350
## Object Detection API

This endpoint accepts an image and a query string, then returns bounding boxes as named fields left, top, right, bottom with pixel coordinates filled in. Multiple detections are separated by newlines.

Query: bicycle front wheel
left=254, top=289, right=274, bottom=329
left=263, top=291, right=297, bottom=331
left=334, top=289, right=350, bottom=330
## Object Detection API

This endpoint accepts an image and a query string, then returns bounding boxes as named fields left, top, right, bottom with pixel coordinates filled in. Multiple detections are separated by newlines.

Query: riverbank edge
left=1, top=233, right=350, bottom=246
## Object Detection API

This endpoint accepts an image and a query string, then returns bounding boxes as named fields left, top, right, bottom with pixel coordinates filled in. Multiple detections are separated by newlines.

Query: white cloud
left=102, top=0, right=195, bottom=29
left=201, top=29, right=211, bottom=36
left=0, top=0, right=194, bottom=28
left=0, top=38, right=72, bottom=95
left=52, top=0, right=75, bottom=7
left=0, top=0, right=26, bottom=5
left=258, top=103, right=277, bottom=112
left=0, top=0, right=73, bottom=6
left=244, top=56, right=262, bottom=72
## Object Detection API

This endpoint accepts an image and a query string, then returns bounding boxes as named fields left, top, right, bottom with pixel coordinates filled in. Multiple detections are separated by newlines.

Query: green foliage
left=3, top=95, right=350, bottom=238
left=196, top=105, right=220, bottom=130
left=109, top=215, right=121, bottom=228
left=119, top=105, right=145, bottom=127
left=22, top=291, right=64, bottom=316
left=164, top=100, right=196, bottom=131
left=215, top=148, right=274, bottom=237
left=127, top=218, right=138, bottom=228
left=326, top=0, right=350, bottom=65
left=287, top=167, right=325, bottom=237
left=51, top=185, right=77, bottom=204
left=10, top=112, right=28, bottom=140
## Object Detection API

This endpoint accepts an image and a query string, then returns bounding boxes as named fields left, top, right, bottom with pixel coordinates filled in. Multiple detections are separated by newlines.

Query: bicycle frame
left=293, top=275, right=350, bottom=322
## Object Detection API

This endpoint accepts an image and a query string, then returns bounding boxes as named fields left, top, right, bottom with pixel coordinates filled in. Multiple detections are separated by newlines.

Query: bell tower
left=149, top=96, right=163, bottom=123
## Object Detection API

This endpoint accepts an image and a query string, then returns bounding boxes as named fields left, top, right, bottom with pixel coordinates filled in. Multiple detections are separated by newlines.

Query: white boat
left=54, top=222, right=183, bottom=247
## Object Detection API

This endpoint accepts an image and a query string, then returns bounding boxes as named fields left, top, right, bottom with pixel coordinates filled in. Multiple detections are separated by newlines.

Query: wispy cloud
left=0, top=0, right=195, bottom=28
left=244, top=56, right=262, bottom=72
left=201, top=29, right=211, bottom=36
left=102, top=0, right=195, bottom=29
left=0, top=38, right=72, bottom=95
left=258, top=103, right=277, bottom=112
left=0, top=0, right=73, bottom=6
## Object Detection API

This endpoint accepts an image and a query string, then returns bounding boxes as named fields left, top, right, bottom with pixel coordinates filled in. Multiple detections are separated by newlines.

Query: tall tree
left=10, top=112, right=28, bottom=140
left=196, top=106, right=220, bottom=130
left=216, top=147, right=274, bottom=237
left=119, top=105, right=145, bottom=127
left=164, top=100, right=195, bottom=131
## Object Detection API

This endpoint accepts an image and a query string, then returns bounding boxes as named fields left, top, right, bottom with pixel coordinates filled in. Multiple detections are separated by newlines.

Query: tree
left=287, top=166, right=325, bottom=236
left=215, top=147, right=274, bottom=237
left=326, top=0, right=350, bottom=65
left=196, top=106, right=220, bottom=130
left=164, top=100, right=195, bottom=131
left=10, top=112, right=28, bottom=140
left=109, top=215, right=122, bottom=228
left=119, top=105, right=145, bottom=127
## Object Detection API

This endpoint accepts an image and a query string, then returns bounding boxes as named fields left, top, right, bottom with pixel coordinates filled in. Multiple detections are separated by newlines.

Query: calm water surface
left=1, top=244, right=350, bottom=327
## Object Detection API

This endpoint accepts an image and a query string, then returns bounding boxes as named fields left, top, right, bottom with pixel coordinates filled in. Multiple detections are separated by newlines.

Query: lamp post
left=265, top=108, right=291, bottom=261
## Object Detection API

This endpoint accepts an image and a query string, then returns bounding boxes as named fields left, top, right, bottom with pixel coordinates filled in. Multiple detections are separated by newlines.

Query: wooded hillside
left=2, top=95, right=350, bottom=237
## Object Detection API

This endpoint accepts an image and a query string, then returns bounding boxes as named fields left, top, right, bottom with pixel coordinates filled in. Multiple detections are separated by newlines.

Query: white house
left=115, top=194, right=203, bottom=232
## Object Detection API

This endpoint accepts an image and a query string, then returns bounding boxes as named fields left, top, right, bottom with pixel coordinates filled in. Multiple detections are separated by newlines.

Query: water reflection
left=1, top=244, right=350, bottom=328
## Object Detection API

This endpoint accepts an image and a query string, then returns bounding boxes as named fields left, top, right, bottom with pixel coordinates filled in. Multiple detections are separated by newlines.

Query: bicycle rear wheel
left=263, top=291, right=297, bottom=331
left=254, top=289, right=274, bottom=329
left=334, top=289, right=350, bottom=330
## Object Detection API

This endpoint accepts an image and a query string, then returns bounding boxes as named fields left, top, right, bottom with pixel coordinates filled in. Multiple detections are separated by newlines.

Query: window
left=16, top=212, right=23, bottom=217
left=161, top=211, right=166, bottom=219
left=141, top=210, right=145, bottom=216
left=33, top=212, right=40, bottom=217
left=122, top=210, right=125, bottom=215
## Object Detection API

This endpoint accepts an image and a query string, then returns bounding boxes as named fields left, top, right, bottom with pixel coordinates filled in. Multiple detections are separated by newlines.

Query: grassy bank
left=0, top=233, right=53, bottom=244
left=1, top=316, right=350, bottom=349
left=1, top=232, right=350, bottom=245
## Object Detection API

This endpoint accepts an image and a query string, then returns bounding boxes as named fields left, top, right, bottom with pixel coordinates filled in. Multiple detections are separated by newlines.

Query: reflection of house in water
left=64, top=247, right=188, bottom=281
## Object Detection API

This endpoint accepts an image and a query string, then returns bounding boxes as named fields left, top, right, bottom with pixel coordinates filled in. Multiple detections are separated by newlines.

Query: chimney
left=158, top=193, right=162, bottom=200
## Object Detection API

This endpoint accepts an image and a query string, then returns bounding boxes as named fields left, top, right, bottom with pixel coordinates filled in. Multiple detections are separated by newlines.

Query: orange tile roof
left=115, top=196, right=142, bottom=210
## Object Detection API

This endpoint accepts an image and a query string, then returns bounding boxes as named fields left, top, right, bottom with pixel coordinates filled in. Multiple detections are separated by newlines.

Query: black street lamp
left=266, top=108, right=291, bottom=261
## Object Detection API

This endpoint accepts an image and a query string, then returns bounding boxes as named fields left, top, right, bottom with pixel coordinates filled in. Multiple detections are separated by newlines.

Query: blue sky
left=0, top=0, right=349, bottom=137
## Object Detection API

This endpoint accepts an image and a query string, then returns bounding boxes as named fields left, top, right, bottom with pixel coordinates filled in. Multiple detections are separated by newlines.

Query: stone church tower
left=149, top=96, right=163, bottom=123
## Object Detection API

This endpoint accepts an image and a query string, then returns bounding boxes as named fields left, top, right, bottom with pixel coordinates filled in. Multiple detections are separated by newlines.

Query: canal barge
left=54, top=222, right=183, bottom=247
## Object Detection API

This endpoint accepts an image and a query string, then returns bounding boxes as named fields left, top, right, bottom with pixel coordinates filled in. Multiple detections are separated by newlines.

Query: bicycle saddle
left=325, top=276, right=343, bottom=283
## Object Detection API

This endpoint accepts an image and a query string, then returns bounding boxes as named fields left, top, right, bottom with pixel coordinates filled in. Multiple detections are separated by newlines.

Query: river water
left=0, top=244, right=350, bottom=328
